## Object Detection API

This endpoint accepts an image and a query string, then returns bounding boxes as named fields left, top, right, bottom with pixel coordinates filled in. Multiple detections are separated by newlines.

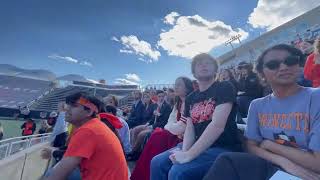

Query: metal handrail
left=0, top=133, right=52, bottom=144
left=8, top=139, right=29, bottom=156
left=0, top=133, right=52, bottom=160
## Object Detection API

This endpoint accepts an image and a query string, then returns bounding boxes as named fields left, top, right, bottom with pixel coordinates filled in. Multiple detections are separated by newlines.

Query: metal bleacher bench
left=237, top=118, right=247, bottom=131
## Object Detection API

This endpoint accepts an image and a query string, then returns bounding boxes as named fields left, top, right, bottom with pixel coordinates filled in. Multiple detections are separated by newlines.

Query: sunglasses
left=263, top=56, right=300, bottom=70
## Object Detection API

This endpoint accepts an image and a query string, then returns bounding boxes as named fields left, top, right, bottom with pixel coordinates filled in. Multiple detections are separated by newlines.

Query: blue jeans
left=150, top=143, right=229, bottom=180
left=44, top=167, right=81, bottom=180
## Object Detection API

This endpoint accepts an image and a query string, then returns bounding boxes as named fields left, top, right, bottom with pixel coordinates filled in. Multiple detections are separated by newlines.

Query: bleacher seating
left=30, top=85, right=138, bottom=112
left=0, top=75, right=52, bottom=109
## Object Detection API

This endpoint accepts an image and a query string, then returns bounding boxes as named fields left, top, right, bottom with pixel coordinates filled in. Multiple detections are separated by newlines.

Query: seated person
left=129, top=92, right=157, bottom=149
left=43, top=92, right=128, bottom=180
left=129, top=90, right=172, bottom=159
left=103, top=95, right=132, bottom=155
left=127, top=91, right=145, bottom=128
left=237, top=62, right=263, bottom=118
left=104, top=105, right=131, bottom=154
left=131, top=76, right=193, bottom=180
left=150, top=53, right=242, bottom=180
left=204, top=44, right=320, bottom=180
left=49, top=102, right=68, bottom=148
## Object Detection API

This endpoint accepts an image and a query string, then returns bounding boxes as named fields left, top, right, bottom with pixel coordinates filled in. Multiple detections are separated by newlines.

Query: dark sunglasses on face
left=263, top=55, right=300, bottom=70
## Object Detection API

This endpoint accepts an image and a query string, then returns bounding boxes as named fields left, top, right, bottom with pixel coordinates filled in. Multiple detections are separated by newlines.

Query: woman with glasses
left=203, top=44, right=320, bottom=180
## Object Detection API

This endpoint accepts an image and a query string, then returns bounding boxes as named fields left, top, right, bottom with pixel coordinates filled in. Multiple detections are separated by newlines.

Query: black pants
left=237, top=96, right=255, bottom=118
left=203, top=152, right=278, bottom=180
left=53, top=132, right=67, bottom=148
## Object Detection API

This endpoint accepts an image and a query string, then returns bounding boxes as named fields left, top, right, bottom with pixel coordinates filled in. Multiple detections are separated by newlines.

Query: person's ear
left=85, top=109, right=94, bottom=117
left=258, top=72, right=266, bottom=82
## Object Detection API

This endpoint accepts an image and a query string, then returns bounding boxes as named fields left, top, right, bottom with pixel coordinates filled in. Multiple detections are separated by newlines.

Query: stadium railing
left=0, top=133, right=51, bottom=160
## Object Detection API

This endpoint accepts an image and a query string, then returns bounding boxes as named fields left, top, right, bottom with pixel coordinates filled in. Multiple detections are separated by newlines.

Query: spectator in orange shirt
left=44, top=92, right=128, bottom=180
left=304, top=38, right=320, bottom=87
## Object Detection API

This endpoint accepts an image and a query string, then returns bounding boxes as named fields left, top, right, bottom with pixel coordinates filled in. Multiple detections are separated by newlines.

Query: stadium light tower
left=225, top=34, right=242, bottom=50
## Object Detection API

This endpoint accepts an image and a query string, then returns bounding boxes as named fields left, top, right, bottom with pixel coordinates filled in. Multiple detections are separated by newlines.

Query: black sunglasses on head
left=263, top=56, right=300, bottom=70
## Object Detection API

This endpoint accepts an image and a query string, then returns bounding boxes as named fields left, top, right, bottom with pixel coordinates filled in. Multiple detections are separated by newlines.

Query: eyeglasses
left=263, top=56, right=300, bottom=70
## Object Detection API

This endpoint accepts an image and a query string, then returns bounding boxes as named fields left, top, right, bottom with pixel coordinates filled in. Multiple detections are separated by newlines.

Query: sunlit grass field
left=0, top=118, right=41, bottom=139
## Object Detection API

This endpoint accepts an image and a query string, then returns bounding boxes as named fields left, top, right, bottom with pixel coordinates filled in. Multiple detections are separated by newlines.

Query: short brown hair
left=191, top=53, right=218, bottom=74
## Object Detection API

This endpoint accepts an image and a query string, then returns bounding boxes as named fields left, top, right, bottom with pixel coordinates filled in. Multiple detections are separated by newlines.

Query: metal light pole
left=225, top=34, right=242, bottom=51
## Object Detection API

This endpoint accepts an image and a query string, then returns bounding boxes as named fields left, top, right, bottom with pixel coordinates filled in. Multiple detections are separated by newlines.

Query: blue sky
left=0, top=0, right=318, bottom=86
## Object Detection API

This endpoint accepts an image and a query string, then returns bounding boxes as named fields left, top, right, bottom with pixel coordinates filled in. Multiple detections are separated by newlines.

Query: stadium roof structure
left=0, top=64, right=102, bottom=84
left=217, top=5, right=320, bottom=67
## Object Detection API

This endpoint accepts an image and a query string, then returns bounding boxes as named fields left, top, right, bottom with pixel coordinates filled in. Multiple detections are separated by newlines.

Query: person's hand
left=153, top=110, right=160, bottom=116
left=259, top=139, right=273, bottom=150
left=169, top=150, right=194, bottom=164
left=279, top=158, right=320, bottom=180
left=179, top=116, right=191, bottom=124
left=169, top=147, right=181, bottom=154
left=237, top=91, right=245, bottom=95
left=41, top=147, right=53, bottom=159
left=177, top=134, right=183, bottom=139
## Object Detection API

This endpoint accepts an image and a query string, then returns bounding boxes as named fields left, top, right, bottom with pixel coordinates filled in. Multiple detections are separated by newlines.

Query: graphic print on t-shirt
left=258, top=112, right=310, bottom=148
left=190, top=98, right=216, bottom=123
left=258, top=112, right=310, bottom=132
left=273, top=131, right=298, bottom=148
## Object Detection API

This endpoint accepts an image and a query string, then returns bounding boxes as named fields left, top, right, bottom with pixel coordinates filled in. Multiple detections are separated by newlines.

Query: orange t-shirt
left=64, top=118, right=128, bottom=180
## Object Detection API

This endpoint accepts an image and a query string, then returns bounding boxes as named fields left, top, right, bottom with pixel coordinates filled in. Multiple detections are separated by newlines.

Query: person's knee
left=151, top=154, right=160, bottom=168
left=151, top=152, right=169, bottom=170
left=168, top=165, right=188, bottom=180
left=203, top=153, right=237, bottom=180
left=213, top=153, right=233, bottom=166
left=138, top=130, right=146, bottom=137
left=132, top=127, right=141, bottom=136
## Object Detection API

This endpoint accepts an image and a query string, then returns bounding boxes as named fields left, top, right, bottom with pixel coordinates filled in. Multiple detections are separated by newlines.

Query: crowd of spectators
left=34, top=37, right=320, bottom=180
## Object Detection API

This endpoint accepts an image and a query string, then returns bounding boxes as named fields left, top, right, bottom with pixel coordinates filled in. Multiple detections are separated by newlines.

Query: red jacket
left=304, top=53, right=320, bottom=87
left=22, top=121, right=35, bottom=136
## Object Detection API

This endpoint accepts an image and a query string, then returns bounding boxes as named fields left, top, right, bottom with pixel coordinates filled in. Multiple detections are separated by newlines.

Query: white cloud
left=111, top=36, right=119, bottom=42
left=48, top=54, right=78, bottom=63
left=79, top=61, right=93, bottom=67
left=138, top=57, right=147, bottom=62
left=114, top=78, right=139, bottom=85
left=119, top=49, right=134, bottom=54
left=248, top=0, right=320, bottom=30
left=113, top=35, right=161, bottom=63
left=48, top=54, right=93, bottom=67
left=125, top=73, right=141, bottom=82
left=158, top=13, right=249, bottom=59
left=114, top=73, right=141, bottom=85
left=164, top=12, right=180, bottom=25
